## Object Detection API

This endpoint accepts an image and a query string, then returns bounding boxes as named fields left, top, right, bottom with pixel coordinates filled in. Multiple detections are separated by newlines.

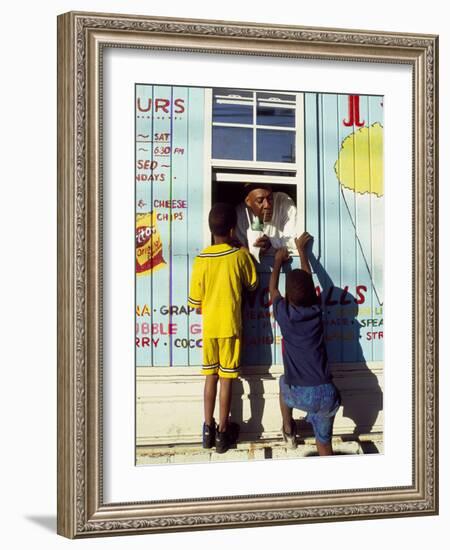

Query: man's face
left=245, top=188, right=273, bottom=222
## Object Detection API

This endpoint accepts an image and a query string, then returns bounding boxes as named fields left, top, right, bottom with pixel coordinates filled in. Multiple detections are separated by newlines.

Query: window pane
left=212, top=126, right=253, bottom=160
left=257, top=92, right=296, bottom=127
left=213, top=89, right=254, bottom=125
left=257, top=130, right=295, bottom=163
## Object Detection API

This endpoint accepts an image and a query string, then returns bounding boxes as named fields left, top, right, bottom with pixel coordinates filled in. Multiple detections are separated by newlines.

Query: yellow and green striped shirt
left=188, top=244, right=258, bottom=338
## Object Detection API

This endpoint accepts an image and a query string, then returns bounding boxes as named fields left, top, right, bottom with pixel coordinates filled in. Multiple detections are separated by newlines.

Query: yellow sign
left=335, top=122, right=383, bottom=197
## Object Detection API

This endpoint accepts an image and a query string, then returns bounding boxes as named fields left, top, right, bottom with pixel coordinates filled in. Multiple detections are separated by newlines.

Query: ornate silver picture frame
left=57, top=11, right=438, bottom=538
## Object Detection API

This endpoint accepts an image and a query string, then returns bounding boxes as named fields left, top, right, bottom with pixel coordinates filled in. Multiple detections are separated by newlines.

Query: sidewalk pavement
left=137, top=434, right=383, bottom=465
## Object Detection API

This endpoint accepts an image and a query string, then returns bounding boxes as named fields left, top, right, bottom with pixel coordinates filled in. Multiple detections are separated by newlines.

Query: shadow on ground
left=25, top=515, right=56, bottom=533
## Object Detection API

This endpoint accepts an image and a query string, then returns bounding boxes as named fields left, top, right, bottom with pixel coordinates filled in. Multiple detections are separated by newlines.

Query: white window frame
left=203, top=88, right=305, bottom=244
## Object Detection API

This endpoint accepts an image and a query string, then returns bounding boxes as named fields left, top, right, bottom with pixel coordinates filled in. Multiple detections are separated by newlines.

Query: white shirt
left=235, top=192, right=298, bottom=260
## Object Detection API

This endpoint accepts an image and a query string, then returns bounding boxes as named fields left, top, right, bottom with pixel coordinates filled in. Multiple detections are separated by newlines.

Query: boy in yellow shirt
left=188, top=203, right=258, bottom=453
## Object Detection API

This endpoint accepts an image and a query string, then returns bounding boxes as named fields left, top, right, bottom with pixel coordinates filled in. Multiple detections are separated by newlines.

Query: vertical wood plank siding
left=305, top=92, right=384, bottom=363
left=136, top=87, right=383, bottom=367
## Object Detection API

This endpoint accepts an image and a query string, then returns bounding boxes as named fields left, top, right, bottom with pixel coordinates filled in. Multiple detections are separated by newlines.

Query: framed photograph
left=57, top=11, right=438, bottom=538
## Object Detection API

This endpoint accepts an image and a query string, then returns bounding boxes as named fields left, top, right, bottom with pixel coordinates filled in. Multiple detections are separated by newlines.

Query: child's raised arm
left=269, top=247, right=290, bottom=302
left=295, top=232, right=313, bottom=275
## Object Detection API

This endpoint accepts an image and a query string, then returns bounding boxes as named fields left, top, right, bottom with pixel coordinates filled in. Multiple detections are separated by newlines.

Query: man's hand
left=253, top=234, right=271, bottom=252
left=295, top=232, right=313, bottom=254
left=274, top=246, right=290, bottom=264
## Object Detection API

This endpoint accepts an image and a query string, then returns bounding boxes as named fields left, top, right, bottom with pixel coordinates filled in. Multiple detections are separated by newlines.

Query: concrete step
left=137, top=435, right=383, bottom=465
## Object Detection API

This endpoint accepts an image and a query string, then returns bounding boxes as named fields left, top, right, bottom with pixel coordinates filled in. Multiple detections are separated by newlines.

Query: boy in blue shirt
left=269, top=232, right=340, bottom=456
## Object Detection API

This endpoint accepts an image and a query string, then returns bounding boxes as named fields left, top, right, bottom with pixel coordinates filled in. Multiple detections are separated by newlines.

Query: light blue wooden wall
left=135, top=85, right=204, bottom=367
left=136, top=87, right=384, bottom=367
left=241, top=93, right=384, bottom=365
left=304, top=93, right=384, bottom=363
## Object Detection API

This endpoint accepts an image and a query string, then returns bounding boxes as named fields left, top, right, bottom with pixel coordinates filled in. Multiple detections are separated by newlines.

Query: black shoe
left=202, top=420, right=216, bottom=449
left=215, top=422, right=240, bottom=454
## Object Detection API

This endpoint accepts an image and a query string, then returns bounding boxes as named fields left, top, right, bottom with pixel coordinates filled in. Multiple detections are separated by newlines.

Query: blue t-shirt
left=273, top=295, right=331, bottom=387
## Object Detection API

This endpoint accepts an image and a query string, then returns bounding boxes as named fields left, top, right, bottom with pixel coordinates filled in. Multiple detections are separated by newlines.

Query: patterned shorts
left=280, top=375, right=341, bottom=444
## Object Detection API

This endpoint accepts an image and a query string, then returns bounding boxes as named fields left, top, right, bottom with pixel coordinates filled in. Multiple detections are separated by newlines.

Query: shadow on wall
left=229, top=257, right=291, bottom=441
left=228, top=251, right=383, bottom=442
left=231, top=368, right=274, bottom=441
left=304, top=254, right=383, bottom=438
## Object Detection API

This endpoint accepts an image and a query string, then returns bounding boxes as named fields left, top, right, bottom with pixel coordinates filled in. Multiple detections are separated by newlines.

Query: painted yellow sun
left=334, top=122, right=383, bottom=197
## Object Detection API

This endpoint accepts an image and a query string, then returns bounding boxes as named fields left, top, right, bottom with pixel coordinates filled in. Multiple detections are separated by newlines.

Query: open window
left=212, top=176, right=297, bottom=214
